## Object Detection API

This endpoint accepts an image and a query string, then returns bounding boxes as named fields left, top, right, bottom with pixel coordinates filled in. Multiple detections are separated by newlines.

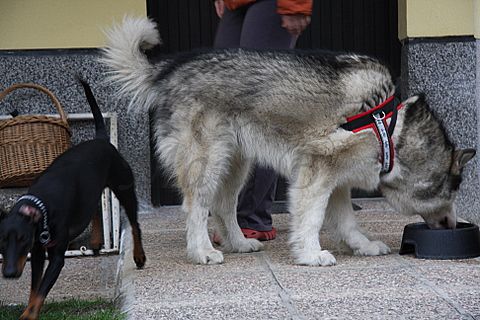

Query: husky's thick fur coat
left=102, top=17, right=475, bottom=266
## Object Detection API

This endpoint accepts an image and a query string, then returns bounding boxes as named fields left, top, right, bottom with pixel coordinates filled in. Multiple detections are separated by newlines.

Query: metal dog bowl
left=399, top=222, right=480, bottom=259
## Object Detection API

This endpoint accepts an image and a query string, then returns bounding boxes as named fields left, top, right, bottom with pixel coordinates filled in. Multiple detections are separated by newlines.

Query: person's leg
left=237, top=166, right=276, bottom=232
left=213, top=5, right=246, bottom=48
left=240, top=0, right=297, bottom=49
left=235, top=0, right=296, bottom=235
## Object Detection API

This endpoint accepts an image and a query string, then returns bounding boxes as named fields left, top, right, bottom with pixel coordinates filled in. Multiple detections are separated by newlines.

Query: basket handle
left=0, top=83, right=68, bottom=123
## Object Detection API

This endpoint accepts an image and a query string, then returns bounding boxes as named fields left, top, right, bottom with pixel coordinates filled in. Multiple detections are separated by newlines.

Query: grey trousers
left=214, top=0, right=297, bottom=231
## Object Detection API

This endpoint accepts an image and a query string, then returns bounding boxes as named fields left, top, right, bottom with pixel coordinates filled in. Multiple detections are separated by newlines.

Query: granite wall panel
left=0, top=50, right=152, bottom=210
left=401, top=39, right=479, bottom=224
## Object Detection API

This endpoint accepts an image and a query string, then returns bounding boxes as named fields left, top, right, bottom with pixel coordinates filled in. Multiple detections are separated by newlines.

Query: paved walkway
left=118, top=199, right=480, bottom=320
left=0, top=254, right=118, bottom=305
left=2, top=199, right=480, bottom=319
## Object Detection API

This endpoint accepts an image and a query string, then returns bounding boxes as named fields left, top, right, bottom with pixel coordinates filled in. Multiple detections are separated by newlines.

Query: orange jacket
left=223, top=0, right=313, bottom=16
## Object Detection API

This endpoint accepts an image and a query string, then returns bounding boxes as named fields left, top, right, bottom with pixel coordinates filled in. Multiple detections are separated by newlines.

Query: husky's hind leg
left=210, top=153, right=264, bottom=253
left=175, top=150, right=224, bottom=264
left=288, top=163, right=336, bottom=266
left=325, top=186, right=390, bottom=256
left=183, top=194, right=224, bottom=265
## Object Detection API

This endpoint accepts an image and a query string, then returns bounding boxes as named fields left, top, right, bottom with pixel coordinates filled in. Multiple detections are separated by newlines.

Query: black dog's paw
left=134, top=253, right=146, bottom=269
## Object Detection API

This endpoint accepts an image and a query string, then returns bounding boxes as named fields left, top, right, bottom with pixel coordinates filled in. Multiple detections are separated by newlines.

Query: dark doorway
left=147, top=0, right=401, bottom=206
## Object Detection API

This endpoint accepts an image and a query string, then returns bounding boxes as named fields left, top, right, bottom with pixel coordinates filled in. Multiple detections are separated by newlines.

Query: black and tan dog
left=0, top=78, right=146, bottom=320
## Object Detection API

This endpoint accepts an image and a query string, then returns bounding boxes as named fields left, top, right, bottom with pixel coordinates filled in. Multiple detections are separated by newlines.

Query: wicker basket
left=0, top=83, right=71, bottom=188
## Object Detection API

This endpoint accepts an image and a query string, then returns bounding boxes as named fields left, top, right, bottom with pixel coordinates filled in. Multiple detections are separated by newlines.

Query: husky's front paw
left=225, top=238, right=264, bottom=253
left=295, top=250, right=337, bottom=266
left=189, top=248, right=224, bottom=265
left=354, top=240, right=391, bottom=256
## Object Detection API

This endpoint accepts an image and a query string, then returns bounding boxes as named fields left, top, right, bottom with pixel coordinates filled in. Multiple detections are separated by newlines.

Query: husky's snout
left=425, top=215, right=457, bottom=229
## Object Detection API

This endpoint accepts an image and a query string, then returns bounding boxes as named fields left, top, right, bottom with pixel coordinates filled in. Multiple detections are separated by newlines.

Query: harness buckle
left=373, top=111, right=386, bottom=120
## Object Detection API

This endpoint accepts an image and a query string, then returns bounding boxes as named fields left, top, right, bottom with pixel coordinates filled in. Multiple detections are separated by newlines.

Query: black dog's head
left=0, top=204, right=41, bottom=279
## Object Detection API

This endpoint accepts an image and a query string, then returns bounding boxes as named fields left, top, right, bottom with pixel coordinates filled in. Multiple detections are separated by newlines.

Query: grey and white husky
left=101, top=17, right=475, bottom=266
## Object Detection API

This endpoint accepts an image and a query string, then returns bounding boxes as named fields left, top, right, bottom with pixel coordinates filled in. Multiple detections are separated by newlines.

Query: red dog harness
left=340, top=96, right=403, bottom=173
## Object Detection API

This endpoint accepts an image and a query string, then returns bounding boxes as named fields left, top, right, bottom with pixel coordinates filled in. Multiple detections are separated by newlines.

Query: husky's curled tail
left=101, top=17, right=161, bottom=112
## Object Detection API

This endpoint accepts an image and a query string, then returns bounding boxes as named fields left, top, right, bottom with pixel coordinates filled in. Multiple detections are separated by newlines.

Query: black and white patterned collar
left=18, top=195, right=52, bottom=246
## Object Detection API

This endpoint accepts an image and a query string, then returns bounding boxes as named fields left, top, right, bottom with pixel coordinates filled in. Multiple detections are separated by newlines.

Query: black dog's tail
left=77, top=77, right=109, bottom=140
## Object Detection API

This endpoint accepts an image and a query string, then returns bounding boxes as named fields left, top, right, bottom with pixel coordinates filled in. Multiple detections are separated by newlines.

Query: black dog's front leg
left=27, top=243, right=46, bottom=305
left=19, top=246, right=66, bottom=320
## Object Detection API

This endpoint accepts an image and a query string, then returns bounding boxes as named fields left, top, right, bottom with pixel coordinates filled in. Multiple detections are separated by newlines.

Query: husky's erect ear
left=451, top=149, right=476, bottom=175
left=416, top=93, right=426, bottom=103
left=400, top=93, right=425, bottom=108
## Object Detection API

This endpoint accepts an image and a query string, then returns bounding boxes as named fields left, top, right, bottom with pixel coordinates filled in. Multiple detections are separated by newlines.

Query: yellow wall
left=2, top=1, right=478, bottom=48
left=475, top=0, right=480, bottom=38
left=398, top=0, right=478, bottom=39
left=0, top=0, right=146, bottom=50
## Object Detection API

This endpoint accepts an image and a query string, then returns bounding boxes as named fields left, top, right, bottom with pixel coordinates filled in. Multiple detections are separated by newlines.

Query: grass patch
left=0, top=298, right=125, bottom=320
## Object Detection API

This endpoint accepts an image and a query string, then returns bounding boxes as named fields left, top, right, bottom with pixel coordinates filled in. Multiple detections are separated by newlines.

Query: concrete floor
left=2, top=199, right=480, bottom=319
left=0, top=254, right=118, bottom=304
left=119, top=199, right=480, bottom=320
